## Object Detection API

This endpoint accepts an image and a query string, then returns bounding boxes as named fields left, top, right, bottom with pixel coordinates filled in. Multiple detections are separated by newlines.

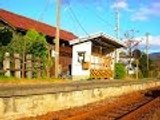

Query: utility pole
left=146, top=32, right=150, bottom=72
left=114, top=5, right=120, bottom=63
left=136, top=59, right=139, bottom=80
left=115, top=7, right=119, bottom=40
left=55, top=0, right=61, bottom=78
left=113, top=5, right=120, bottom=79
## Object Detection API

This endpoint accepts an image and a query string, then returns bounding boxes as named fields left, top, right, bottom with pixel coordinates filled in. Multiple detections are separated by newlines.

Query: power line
left=84, top=6, right=114, bottom=27
left=63, top=0, right=89, bottom=36
left=145, top=32, right=150, bottom=71
left=63, top=1, right=120, bottom=36
left=38, top=0, right=50, bottom=21
left=81, top=3, right=126, bottom=39
left=81, top=4, right=114, bottom=34
left=115, top=7, right=120, bottom=39
left=64, top=7, right=79, bottom=34
left=67, top=6, right=89, bottom=36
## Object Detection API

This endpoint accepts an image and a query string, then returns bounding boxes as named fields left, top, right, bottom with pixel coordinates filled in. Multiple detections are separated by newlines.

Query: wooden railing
left=90, top=69, right=113, bottom=79
left=1, top=52, right=43, bottom=78
left=90, top=56, right=113, bottom=79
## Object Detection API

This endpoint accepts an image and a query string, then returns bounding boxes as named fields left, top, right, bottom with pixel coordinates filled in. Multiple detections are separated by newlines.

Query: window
left=77, top=51, right=86, bottom=63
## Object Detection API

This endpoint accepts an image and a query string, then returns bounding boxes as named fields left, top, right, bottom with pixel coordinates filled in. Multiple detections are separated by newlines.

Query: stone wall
left=0, top=81, right=160, bottom=120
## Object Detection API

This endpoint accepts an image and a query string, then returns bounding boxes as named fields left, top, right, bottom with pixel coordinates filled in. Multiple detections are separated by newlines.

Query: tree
left=29, top=41, right=48, bottom=59
left=148, top=56, right=160, bottom=78
left=24, top=29, right=51, bottom=77
left=0, top=27, right=13, bottom=46
left=7, top=33, right=25, bottom=55
left=8, top=29, right=48, bottom=59
left=0, top=27, right=13, bottom=69
left=24, top=29, right=48, bottom=59
left=0, top=29, right=50, bottom=77
left=139, top=52, right=152, bottom=78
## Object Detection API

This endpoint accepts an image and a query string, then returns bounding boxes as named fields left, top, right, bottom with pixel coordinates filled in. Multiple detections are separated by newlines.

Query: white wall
left=71, top=41, right=92, bottom=79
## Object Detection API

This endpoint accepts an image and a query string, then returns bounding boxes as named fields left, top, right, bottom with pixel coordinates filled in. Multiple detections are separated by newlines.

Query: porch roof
left=70, top=32, right=125, bottom=49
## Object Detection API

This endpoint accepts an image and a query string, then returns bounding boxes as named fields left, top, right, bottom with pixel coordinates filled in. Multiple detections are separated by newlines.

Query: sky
left=0, top=0, right=160, bottom=53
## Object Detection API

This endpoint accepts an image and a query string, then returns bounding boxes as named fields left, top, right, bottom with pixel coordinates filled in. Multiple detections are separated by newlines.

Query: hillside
left=149, top=52, right=160, bottom=60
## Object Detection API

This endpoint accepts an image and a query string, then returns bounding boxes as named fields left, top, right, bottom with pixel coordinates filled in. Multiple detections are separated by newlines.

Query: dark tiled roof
left=0, top=9, right=77, bottom=41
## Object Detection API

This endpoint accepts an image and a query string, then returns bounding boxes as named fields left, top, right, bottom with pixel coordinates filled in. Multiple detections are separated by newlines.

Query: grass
left=0, top=75, right=158, bottom=86
left=0, top=75, right=72, bottom=85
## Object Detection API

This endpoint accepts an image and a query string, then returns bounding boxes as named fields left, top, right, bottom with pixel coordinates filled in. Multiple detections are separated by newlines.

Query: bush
left=115, top=63, right=126, bottom=79
left=0, top=29, right=49, bottom=77
left=0, top=27, right=13, bottom=46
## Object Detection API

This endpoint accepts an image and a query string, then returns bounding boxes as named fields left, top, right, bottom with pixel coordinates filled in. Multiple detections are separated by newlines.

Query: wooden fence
left=0, top=52, right=43, bottom=78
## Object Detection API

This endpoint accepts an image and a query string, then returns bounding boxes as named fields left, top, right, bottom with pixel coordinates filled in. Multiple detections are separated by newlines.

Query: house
left=70, top=33, right=124, bottom=80
left=0, top=9, right=77, bottom=76
left=0, top=9, right=124, bottom=79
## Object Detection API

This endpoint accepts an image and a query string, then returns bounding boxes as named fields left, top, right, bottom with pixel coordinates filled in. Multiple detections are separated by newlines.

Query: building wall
left=90, top=52, right=115, bottom=70
left=110, top=51, right=116, bottom=71
left=50, top=46, right=72, bottom=76
left=71, top=41, right=92, bottom=80
left=60, top=46, right=72, bottom=73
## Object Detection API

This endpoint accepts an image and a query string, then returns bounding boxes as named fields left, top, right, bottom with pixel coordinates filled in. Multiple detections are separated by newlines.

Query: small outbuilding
left=70, top=33, right=124, bottom=80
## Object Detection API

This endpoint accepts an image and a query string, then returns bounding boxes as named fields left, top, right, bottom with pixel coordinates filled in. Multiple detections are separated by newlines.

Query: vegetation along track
left=23, top=87, right=160, bottom=120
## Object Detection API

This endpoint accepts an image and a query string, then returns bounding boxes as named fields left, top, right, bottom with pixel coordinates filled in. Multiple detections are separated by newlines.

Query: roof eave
left=70, top=32, right=125, bottom=48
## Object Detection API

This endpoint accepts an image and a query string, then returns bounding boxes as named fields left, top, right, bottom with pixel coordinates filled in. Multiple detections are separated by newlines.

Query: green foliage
left=24, top=29, right=49, bottom=76
left=24, top=29, right=50, bottom=77
left=115, top=63, right=126, bottom=79
left=29, top=41, right=47, bottom=59
left=139, top=53, right=152, bottom=78
left=0, top=27, right=13, bottom=46
left=25, top=29, right=39, bottom=41
left=7, top=33, right=24, bottom=55
left=25, top=29, right=47, bottom=58
left=24, top=29, right=46, bottom=52
left=0, top=29, right=49, bottom=74
left=0, top=47, right=6, bottom=69
left=139, top=53, right=147, bottom=78
left=0, top=27, right=13, bottom=69
left=7, top=29, right=48, bottom=58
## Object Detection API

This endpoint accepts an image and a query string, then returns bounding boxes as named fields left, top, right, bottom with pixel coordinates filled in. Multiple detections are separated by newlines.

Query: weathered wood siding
left=50, top=46, right=72, bottom=76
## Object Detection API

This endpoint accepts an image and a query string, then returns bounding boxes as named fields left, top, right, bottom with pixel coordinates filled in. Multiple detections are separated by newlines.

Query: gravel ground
left=20, top=88, right=160, bottom=120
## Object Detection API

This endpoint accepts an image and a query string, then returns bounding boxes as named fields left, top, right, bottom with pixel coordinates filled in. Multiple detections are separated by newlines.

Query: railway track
left=120, top=97, right=160, bottom=120
left=65, top=89, right=160, bottom=120
left=23, top=88, right=160, bottom=120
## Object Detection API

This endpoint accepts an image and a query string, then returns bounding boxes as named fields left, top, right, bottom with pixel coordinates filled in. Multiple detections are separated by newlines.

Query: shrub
left=0, top=27, right=13, bottom=46
left=115, top=63, right=126, bottom=79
